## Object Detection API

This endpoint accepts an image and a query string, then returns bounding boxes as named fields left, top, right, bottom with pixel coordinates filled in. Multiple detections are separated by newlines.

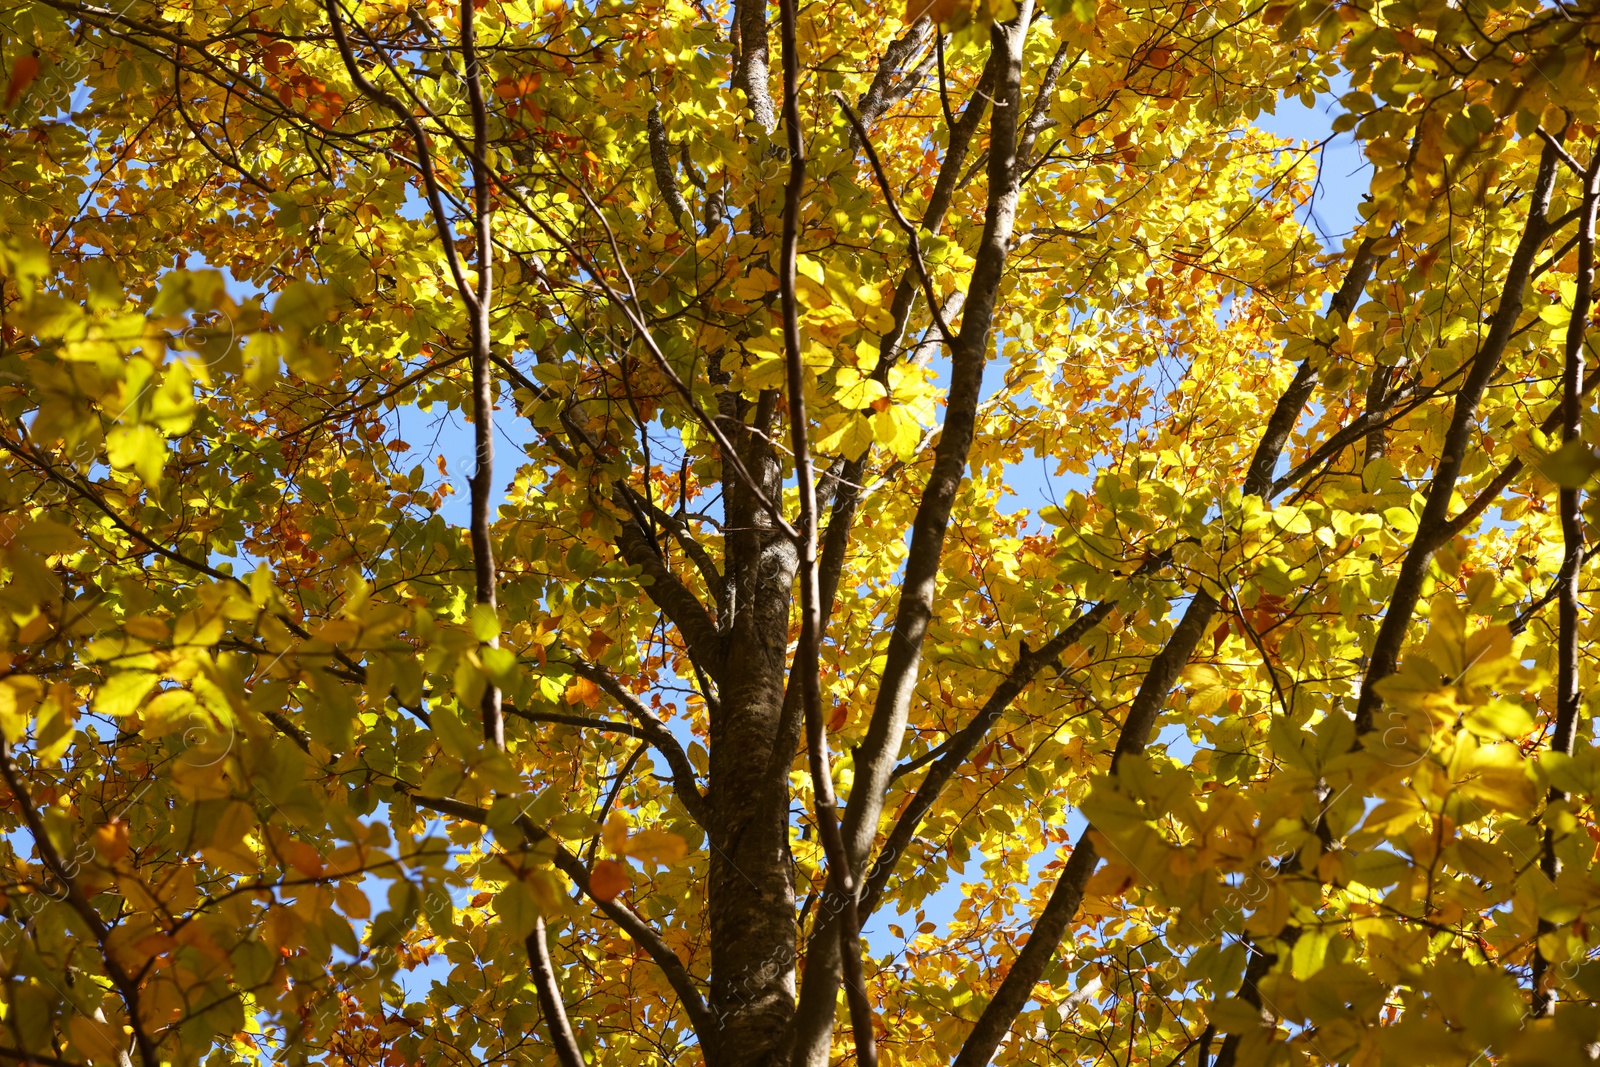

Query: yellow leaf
left=310, top=618, right=361, bottom=646
left=149, top=360, right=194, bottom=434
left=796, top=274, right=832, bottom=310
left=67, top=1014, right=124, bottom=1066
left=871, top=406, right=922, bottom=460
left=124, top=615, right=169, bottom=642
left=625, top=827, right=689, bottom=865
left=94, top=671, right=156, bottom=717
left=732, top=269, right=778, bottom=301
left=106, top=424, right=166, bottom=484
left=816, top=412, right=875, bottom=458
left=603, top=812, right=629, bottom=856
left=0, top=676, right=41, bottom=743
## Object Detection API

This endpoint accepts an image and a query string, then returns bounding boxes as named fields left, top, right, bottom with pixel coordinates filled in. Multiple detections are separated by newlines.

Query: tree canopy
left=2, top=0, right=1600, bottom=1064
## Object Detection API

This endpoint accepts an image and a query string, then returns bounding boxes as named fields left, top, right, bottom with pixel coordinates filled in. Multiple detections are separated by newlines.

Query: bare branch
left=648, top=104, right=694, bottom=229
left=0, top=743, right=159, bottom=1067
left=1354, top=139, right=1565, bottom=734
left=951, top=234, right=1379, bottom=1067
left=527, top=918, right=586, bottom=1067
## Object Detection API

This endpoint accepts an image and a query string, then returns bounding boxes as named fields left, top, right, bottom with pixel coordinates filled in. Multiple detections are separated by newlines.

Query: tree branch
left=458, top=0, right=504, bottom=750
left=648, top=104, right=694, bottom=230
left=405, top=790, right=717, bottom=1042
left=615, top=520, right=727, bottom=683
left=527, top=918, right=586, bottom=1067
left=951, top=234, right=1379, bottom=1067
left=1353, top=139, right=1565, bottom=734
left=562, top=657, right=712, bottom=829
left=860, top=598, right=1116, bottom=919
left=0, top=743, right=159, bottom=1067
left=788, top=8, right=1037, bottom=1065
left=851, top=16, right=936, bottom=148
left=1533, top=137, right=1598, bottom=1018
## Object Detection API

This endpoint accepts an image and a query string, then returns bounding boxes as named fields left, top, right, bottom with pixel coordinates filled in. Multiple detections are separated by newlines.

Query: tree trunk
left=708, top=422, right=801, bottom=1066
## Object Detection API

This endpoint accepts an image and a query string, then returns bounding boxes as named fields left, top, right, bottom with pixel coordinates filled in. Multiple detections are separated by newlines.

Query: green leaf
left=470, top=603, right=501, bottom=642
left=1382, top=507, right=1418, bottom=535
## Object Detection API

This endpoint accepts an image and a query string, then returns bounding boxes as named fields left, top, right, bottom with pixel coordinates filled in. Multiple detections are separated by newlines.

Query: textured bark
left=848, top=15, right=935, bottom=146
left=648, top=104, right=694, bottom=229
left=734, top=0, right=776, bottom=133
left=840, top=0, right=1034, bottom=892
left=1363, top=364, right=1393, bottom=467
left=745, top=33, right=1005, bottom=961
left=461, top=0, right=503, bottom=750
left=707, top=413, right=801, bottom=1066
left=528, top=919, right=586, bottom=1067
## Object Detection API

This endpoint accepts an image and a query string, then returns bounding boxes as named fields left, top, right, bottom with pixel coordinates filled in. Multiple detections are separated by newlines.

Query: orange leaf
left=93, top=819, right=129, bottom=863
left=828, top=703, right=848, bottom=732
left=284, top=840, right=324, bottom=878
left=565, top=676, right=602, bottom=709
left=5, top=54, right=39, bottom=109
left=1211, top=620, right=1229, bottom=653
left=589, top=859, right=629, bottom=901
left=905, top=0, right=960, bottom=25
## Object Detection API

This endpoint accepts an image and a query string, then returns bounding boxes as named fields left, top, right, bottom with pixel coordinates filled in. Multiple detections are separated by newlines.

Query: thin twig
left=834, top=92, right=958, bottom=349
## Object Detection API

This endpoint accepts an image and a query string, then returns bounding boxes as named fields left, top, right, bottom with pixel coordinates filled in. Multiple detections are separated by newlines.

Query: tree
left=0, top=0, right=1599, bottom=1062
